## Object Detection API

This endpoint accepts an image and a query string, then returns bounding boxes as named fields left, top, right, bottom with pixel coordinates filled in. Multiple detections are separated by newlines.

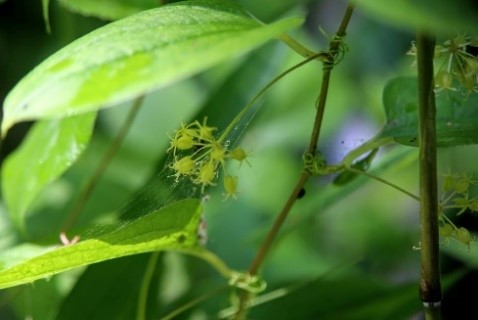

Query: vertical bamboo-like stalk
left=416, top=33, right=442, bottom=319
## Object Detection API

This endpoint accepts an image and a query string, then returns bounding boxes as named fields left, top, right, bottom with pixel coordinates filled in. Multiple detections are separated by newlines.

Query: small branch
left=347, top=167, right=420, bottom=201
left=61, top=96, right=144, bottom=232
left=232, top=3, right=356, bottom=319
left=416, top=32, right=442, bottom=316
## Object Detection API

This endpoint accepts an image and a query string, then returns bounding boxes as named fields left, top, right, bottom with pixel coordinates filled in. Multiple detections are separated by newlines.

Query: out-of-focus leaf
left=238, top=0, right=314, bottom=22
left=57, top=0, right=158, bottom=20
left=0, top=199, right=201, bottom=289
left=441, top=235, right=478, bottom=267
left=9, top=278, right=63, bottom=320
left=1, top=113, right=96, bottom=232
left=357, top=0, right=478, bottom=33
left=2, top=0, right=303, bottom=134
left=380, top=77, right=478, bottom=147
left=56, top=253, right=162, bottom=320
left=248, top=271, right=462, bottom=320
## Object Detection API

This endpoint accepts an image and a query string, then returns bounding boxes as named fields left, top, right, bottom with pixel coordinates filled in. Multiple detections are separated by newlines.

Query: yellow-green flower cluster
left=167, top=118, right=250, bottom=199
left=408, top=34, right=478, bottom=94
left=438, top=173, right=478, bottom=249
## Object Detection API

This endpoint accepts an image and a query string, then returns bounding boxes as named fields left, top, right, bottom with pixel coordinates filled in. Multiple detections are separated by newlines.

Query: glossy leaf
left=357, top=0, right=478, bottom=33
left=57, top=0, right=158, bottom=20
left=1, top=0, right=303, bottom=134
left=1, top=113, right=96, bottom=232
left=380, top=77, right=478, bottom=147
left=0, top=199, right=201, bottom=289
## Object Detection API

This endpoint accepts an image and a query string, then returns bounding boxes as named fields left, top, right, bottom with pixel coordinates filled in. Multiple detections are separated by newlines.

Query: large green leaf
left=1, top=113, right=96, bottom=233
left=0, top=199, right=201, bottom=289
left=357, top=0, right=478, bottom=33
left=1, top=0, right=303, bottom=134
left=57, top=0, right=158, bottom=20
left=380, top=77, right=478, bottom=147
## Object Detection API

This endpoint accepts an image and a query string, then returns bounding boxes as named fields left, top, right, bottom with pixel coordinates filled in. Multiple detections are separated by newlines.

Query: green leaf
left=57, top=0, right=158, bottom=20
left=380, top=77, right=478, bottom=147
left=0, top=199, right=201, bottom=289
left=357, top=0, right=478, bottom=33
left=2, top=0, right=303, bottom=134
left=1, top=113, right=96, bottom=233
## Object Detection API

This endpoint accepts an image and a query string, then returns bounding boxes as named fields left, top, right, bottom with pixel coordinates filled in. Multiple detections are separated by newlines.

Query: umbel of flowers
left=167, top=118, right=250, bottom=199
left=408, top=34, right=478, bottom=93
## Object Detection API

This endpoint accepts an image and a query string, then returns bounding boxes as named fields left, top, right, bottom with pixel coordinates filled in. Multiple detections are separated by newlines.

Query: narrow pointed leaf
left=2, top=0, right=303, bottom=134
left=0, top=199, right=201, bottom=289
left=1, top=113, right=96, bottom=232
left=380, top=77, right=478, bottom=147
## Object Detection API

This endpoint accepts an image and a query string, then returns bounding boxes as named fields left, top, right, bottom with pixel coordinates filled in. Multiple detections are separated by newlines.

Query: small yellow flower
left=195, top=160, right=217, bottom=187
left=454, top=227, right=472, bottom=250
left=172, top=156, right=195, bottom=177
left=210, top=142, right=226, bottom=164
left=167, top=124, right=196, bottom=154
left=228, top=147, right=251, bottom=167
left=223, top=175, right=238, bottom=200
left=195, top=118, right=216, bottom=141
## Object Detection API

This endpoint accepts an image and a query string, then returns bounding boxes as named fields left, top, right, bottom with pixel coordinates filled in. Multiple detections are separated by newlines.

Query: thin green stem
left=346, top=167, right=420, bottom=201
left=232, top=3, right=355, bottom=319
left=136, top=252, right=160, bottom=320
left=306, top=2, right=355, bottom=156
left=416, top=32, right=442, bottom=317
left=179, top=248, right=234, bottom=278
left=440, top=212, right=458, bottom=229
left=217, top=51, right=327, bottom=144
left=61, top=96, right=144, bottom=233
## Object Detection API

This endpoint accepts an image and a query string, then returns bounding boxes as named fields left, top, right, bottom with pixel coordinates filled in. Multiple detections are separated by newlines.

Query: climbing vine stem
left=416, top=32, right=442, bottom=319
left=232, top=2, right=356, bottom=319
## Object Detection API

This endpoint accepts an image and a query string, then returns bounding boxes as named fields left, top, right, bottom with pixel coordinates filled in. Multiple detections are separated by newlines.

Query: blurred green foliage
left=1, top=0, right=478, bottom=319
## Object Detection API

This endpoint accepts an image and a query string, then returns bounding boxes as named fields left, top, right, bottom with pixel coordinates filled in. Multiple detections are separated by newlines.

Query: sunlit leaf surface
left=2, top=0, right=302, bottom=134
left=0, top=199, right=201, bottom=289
